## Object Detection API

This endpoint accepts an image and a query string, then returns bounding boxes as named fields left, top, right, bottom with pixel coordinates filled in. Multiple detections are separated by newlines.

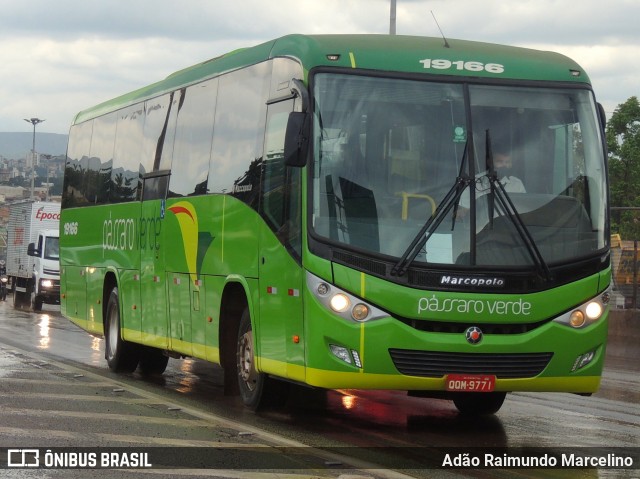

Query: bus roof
left=72, top=34, right=590, bottom=125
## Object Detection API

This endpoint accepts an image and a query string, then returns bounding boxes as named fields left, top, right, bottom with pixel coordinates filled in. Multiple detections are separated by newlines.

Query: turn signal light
left=569, top=310, right=585, bottom=328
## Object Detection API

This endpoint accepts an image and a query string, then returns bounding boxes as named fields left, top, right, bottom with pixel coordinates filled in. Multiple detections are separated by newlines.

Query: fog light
left=352, top=303, right=369, bottom=321
left=585, top=301, right=603, bottom=320
left=329, top=344, right=352, bottom=364
left=572, top=349, right=596, bottom=371
left=330, top=293, right=350, bottom=313
left=569, top=310, right=585, bottom=328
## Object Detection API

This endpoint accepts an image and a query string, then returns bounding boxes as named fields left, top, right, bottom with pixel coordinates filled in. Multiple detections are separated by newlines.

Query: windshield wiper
left=391, top=142, right=472, bottom=277
left=484, top=130, right=552, bottom=281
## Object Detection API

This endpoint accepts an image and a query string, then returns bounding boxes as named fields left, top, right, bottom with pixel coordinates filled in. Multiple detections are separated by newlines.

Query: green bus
left=61, top=34, right=610, bottom=415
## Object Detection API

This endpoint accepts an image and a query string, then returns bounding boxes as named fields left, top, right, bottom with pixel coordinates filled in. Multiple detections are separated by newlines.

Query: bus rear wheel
left=138, top=346, right=169, bottom=375
left=105, top=287, right=139, bottom=373
left=452, top=392, right=506, bottom=415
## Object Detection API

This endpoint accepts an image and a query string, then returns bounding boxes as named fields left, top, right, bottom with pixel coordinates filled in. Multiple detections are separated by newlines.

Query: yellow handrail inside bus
left=397, top=192, right=436, bottom=220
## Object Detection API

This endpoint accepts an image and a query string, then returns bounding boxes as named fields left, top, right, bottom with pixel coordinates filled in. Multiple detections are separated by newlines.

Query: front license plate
left=445, top=374, right=496, bottom=392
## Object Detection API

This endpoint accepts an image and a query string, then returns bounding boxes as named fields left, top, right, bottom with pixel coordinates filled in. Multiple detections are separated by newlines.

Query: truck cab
left=27, top=228, right=60, bottom=311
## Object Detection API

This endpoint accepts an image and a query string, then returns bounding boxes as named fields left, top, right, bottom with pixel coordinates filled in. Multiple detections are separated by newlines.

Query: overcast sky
left=1, top=0, right=638, bottom=135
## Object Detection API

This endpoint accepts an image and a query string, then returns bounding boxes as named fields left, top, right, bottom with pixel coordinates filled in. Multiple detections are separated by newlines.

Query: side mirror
left=284, top=111, right=309, bottom=167
left=27, top=243, right=38, bottom=257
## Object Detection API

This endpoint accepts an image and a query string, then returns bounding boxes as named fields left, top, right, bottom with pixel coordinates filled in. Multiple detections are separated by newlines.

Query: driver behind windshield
left=457, top=145, right=525, bottom=217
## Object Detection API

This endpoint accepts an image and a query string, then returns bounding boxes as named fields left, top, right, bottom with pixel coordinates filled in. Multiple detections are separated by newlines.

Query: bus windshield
left=311, top=73, right=607, bottom=268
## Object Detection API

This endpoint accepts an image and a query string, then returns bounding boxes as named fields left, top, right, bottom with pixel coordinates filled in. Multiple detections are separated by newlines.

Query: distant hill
left=0, top=132, right=69, bottom=160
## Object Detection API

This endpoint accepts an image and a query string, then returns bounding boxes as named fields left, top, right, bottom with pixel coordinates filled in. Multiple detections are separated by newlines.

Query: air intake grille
left=332, top=251, right=387, bottom=276
left=388, top=349, right=553, bottom=378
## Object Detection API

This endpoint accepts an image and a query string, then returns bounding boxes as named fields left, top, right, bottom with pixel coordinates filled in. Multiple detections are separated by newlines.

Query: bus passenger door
left=139, top=173, right=170, bottom=350
left=259, top=98, right=305, bottom=382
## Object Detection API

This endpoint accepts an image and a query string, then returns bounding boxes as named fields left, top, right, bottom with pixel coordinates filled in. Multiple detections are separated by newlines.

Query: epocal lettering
left=440, top=275, right=505, bottom=287
left=36, top=208, right=61, bottom=222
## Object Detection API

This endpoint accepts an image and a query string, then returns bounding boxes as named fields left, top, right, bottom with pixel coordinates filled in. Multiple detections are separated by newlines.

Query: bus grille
left=388, top=349, right=553, bottom=378
left=395, top=317, right=553, bottom=334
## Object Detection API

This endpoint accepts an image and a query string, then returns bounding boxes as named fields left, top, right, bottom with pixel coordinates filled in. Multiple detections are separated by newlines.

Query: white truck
left=6, top=200, right=61, bottom=311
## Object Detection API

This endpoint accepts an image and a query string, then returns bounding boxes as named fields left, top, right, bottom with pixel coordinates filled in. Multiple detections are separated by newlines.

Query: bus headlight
left=585, top=301, right=603, bottom=320
left=41, top=279, right=54, bottom=289
left=307, top=272, right=387, bottom=323
left=554, top=289, right=609, bottom=329
left=351, top=303, right=370, bottom=321
left=569, top=310, right=585, bottom=328
left=330, top=294, right=350, bottom=313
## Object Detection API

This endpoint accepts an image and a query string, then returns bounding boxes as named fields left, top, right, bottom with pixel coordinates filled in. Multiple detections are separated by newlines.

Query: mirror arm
left=291, top=78, right=309, bottom=112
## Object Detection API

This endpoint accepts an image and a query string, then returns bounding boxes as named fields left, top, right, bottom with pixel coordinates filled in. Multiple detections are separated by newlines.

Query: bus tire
left=105, top=287, right=139, bottom=373
left=236, top=309, right=290, bottom=410
left=138, top=347, right=169, bottom=375
left=452, top=392, right=506, bottom=415
left=236, top=309, right=265, bottom=410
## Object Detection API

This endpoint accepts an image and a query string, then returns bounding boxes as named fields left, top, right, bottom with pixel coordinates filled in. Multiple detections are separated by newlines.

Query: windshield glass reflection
left=311, top=74, right=606, bottom=268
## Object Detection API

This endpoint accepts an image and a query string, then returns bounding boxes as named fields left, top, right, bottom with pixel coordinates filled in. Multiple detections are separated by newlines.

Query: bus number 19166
left=63, top=222, right=79, bottom=235
left=420, top=59, right=505, bottom=74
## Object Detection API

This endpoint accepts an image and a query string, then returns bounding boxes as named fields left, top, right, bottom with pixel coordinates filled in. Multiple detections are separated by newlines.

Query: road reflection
left=1, top=303, right=637, bottom=461
left=38, top=314, right=50, bottom=349
left=176, top=359, right=196, bottom=394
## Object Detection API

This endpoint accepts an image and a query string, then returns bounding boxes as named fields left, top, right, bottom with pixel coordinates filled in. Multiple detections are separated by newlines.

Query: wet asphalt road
left=0, top=301, right=638, bottom=478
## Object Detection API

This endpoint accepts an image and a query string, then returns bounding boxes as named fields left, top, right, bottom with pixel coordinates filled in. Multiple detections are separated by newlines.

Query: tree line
left=607, top=96, right=640, bottom=239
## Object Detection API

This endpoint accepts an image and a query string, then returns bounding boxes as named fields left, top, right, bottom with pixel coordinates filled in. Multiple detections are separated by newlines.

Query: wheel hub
left=238, top=331, right=257, bottom=390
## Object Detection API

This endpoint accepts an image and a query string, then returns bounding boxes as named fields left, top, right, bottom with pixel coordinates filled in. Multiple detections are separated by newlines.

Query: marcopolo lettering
left=440, top=275, right=505, bottom=287
left=233, top=184, right=253, bottom=193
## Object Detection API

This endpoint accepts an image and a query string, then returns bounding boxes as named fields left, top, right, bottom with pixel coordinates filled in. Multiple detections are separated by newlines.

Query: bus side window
left=112, top=105, right=144, bottom=202
left=170, top=80, right=217, bottom=197
left=262, top=99, right=302, bottom=257
left=63, top=120, right=93, bottom=208
left=142, top=173, right=170, bottom=201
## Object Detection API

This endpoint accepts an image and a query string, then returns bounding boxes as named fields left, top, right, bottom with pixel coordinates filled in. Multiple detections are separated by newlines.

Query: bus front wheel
left=452, top=392, right=506, bottom=415
left=105, top=287, right=139, bottom=373
left=236, top=309, right=289, bottom=410
left=236, top=309, right=265, bottom=410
